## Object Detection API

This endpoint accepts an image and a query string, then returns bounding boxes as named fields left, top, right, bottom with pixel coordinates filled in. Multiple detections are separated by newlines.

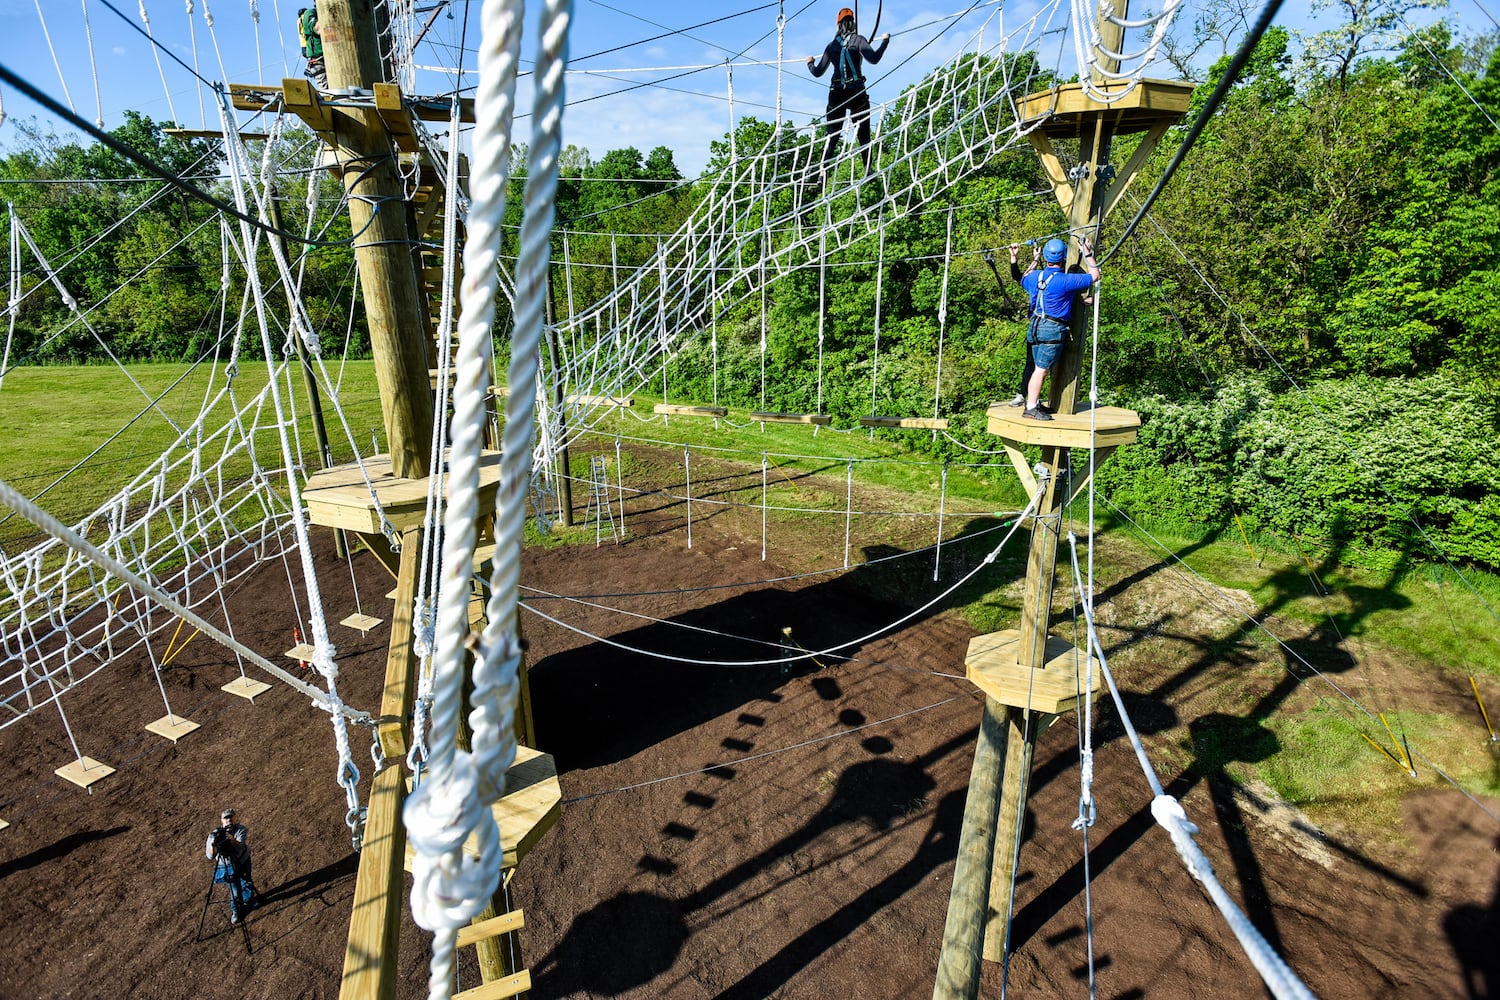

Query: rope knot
left=404, top=752, right=501, bottom=931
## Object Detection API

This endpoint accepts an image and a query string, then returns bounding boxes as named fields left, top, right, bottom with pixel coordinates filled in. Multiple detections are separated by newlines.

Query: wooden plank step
left=453, top=972, right=531, bottom=1000
left=751, top=411, right=832, bottom=426
left=654, top=404, right=726, bottom=417
left=859, top=416, right=950, bottom=429
left=456, top=909, right=525, bottom=949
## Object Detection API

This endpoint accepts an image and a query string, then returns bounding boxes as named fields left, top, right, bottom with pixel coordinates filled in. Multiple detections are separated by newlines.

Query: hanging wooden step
left=859, top=415, right=949, bottom=429
left=654, top=403, right=726, bottom=417
left=457, top=909, right=525, bottom=949
left=751, top=411, right=832, bottom=426
left=453, top=973, right=531, bottom=1000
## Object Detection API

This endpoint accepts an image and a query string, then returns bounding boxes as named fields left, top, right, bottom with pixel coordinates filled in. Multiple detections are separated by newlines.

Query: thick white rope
left=402, top=1, right=526, bottom=995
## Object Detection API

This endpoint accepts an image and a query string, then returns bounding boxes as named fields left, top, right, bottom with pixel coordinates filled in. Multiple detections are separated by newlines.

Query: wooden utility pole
left=317, top=0, right=434, bottom=479
left=934, top=2, right=1193, bottom=995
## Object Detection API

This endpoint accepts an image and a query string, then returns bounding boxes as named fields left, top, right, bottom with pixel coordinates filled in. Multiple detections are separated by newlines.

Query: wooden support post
left=933, top=699, right=1009, bottom=1000
left=983, top=710, right=1054, bottom=960
left=340, top=762, right=406, bottom=997
left=318, top=0, right=434, bottom=479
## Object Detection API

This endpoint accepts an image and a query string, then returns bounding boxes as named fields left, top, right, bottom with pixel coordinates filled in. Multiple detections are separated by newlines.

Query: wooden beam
left=377, top=528, right=422, bottom=760
left=934, top=700, right=1008, bottom=1000
left=750, top=411, right=832, bottom=426
left=1025, top=132, right=1074, bottom=216
left=1102, top=120, right=1172, bottom=220
left=653, top=403, right=726, bottom=417
left=1001, top=443, right=1037, bottom=499
left=1062, top=445, right=1118, bottom=509
left=373, top=82, right=419, bottom=153
left=279, top=77, right=337, bottom=136
left=858, top=416, right=949, bottom=429
left=339, top=763, right=406, bottom=999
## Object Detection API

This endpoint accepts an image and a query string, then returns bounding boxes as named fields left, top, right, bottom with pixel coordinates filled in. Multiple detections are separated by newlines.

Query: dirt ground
left=0, top=444, right=1496, bottom=999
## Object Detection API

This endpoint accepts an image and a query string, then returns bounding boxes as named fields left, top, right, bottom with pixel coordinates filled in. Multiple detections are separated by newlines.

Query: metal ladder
left=584, top=455, right=618, bottom=547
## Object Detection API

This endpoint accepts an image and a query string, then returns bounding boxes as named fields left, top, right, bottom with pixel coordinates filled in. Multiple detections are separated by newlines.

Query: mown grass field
left=3, top=362, right=1497, bottom=835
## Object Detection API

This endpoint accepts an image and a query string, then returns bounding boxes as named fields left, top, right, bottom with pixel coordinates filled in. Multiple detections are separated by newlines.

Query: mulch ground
left=0, top=446, right=1496, bottom=999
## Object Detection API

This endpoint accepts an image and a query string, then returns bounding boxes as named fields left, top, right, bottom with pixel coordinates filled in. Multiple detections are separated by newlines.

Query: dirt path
left=0, top=447, right=1495, bottom=998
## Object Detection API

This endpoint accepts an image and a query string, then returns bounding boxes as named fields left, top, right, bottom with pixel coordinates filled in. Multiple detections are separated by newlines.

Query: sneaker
left=1036, top=401, right=1054, bottom=413
left=1022, top=406, right=1053, bottom=421
left=1006, top=394, right=1025, bottom=407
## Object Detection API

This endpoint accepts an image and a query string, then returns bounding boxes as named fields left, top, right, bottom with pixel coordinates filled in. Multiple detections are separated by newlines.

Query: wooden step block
left=654, top=403, right=726, bottom=417
left=859, top=415, right=949, bottom=429
left=145, top=714, right=201, bottom=743
left=222, top=676, right=272, bottom=701
left=751, top=411, right=832, bottom=426
left=0, top=817, right=9, bottom=832
left=456, top=909, right=525, bottom=949
left=964, top=629, right=1100, bottom=715
left=453, top=971, right=531, bottom=1000
left=286, top=642, right=316, bottom=662
left=55, top=756, right=115, bottom=789
left=341, top=613, right=384, bottom=632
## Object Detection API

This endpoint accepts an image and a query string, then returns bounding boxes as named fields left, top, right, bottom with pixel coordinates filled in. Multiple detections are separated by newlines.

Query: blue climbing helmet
left=1043, top=238, right=1067, bottom=264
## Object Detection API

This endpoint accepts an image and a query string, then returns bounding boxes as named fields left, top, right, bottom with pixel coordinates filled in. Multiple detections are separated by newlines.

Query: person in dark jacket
left=205, top=807, right=257, bottom=924
left=806, top=7, right=891, bottom=179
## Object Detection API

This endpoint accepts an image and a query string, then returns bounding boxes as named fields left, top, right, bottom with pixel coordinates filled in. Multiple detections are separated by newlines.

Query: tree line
left=1, top=9, right=1495, bottom=571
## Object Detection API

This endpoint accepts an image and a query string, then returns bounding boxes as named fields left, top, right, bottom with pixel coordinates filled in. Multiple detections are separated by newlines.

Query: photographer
left=204, top=808, right=257, bottom=924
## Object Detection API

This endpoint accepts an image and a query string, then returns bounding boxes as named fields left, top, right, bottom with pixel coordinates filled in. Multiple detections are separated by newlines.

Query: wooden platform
left=859, top=415, right=950, bottom=430
left=403, top=745, right=562, bottom=874
left=986, top=404, right=1139, bottom=448
left=145, top=714, right=201, bottom=743
left=286, top=642, right=316, bottom=662
left=654, top=403, right=727, bottom=418
left=965, top=629, right=1101, bottom=715
left=55, top=756, right=115, bottom=789
left=222, top=676, right=272, bottom=701
left=341, top=613, right=384, bottom=632
left=751, top=411, right=832, bottom=426
left=302, top=450, right=502, bottom=535
left=1019, top=78, right=1196, bottom=138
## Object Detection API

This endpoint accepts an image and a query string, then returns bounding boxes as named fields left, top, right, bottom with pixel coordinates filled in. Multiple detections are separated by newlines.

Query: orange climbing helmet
left=837, top=7, right=855, bottom=27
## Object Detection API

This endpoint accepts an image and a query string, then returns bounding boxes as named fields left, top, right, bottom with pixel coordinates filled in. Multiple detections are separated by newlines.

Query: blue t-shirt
left=1020, top=266, right=1096, bottom=321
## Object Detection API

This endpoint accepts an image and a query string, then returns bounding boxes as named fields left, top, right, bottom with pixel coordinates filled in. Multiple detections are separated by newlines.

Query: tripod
left=196, top=856, right=253, bottom=954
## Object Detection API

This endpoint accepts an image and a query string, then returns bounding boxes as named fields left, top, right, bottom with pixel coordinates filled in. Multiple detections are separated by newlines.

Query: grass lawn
left=0, top=360, right=384, bottom=552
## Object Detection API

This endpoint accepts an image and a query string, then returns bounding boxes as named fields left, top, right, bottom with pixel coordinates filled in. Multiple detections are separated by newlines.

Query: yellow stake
left=1471, top=676, right=1498, bottom=743
left=1232, top=511, right=1256, bottom=562
left=1360, top=732, right=1408, bottom=771
left=1377, top=712, right=1415, bottom=773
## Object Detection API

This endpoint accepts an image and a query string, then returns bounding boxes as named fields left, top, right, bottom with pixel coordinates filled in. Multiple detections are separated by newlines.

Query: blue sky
left=0, top=1, right=1490, bottom=175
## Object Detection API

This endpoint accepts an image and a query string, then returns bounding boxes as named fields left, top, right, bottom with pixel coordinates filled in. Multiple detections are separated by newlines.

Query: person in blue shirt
left=807, top=8, right=891, bottom=181
left=1017, top=236, right=1100, bottom=421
